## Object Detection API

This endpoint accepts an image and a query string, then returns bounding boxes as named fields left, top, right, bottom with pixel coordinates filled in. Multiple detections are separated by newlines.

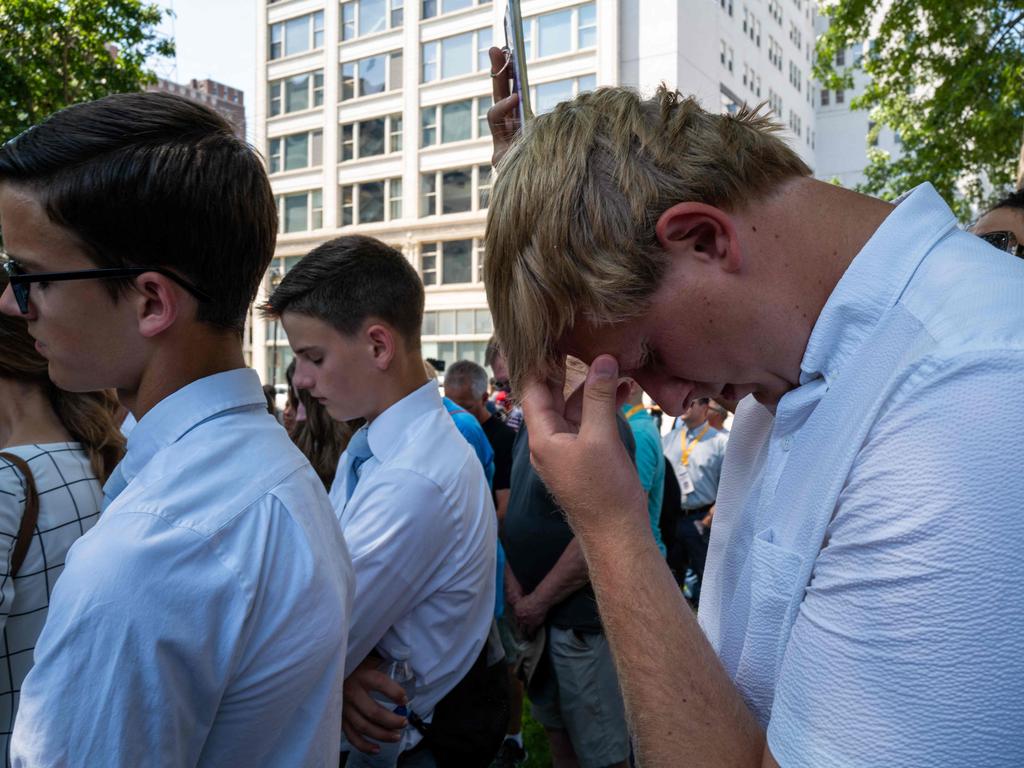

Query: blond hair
left=484, top=86, right=811, bottom=392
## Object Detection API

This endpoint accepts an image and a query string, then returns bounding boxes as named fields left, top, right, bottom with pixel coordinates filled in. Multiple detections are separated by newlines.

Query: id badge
left=676, top=467, right=695, bottom=496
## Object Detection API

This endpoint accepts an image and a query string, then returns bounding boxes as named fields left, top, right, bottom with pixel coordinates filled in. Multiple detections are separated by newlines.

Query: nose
left=635, top=373, right=693, bottom=417
left=292, top=361, right=315, bottom=391
left=0, top=283, right=27, bottom=318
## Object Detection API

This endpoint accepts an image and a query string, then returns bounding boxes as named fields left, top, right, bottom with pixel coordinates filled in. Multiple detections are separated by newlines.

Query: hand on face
left=520, top=355, right=649, bottom=540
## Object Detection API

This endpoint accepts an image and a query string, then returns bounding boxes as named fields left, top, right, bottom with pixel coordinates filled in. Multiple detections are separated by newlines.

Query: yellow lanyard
left=680, top=424, right=710, bottom=466
left=624, top=404, right=645, bottom=419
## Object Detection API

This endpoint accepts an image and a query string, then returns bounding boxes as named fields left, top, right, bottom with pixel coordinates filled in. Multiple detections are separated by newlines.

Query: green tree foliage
left=0, top=0, right=173, bottom=142
left=815, top=1, right=1024, bottom=219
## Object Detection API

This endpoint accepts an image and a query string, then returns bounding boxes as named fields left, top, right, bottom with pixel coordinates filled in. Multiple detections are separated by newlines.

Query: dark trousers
left=663, top=504, right=712, bottom=607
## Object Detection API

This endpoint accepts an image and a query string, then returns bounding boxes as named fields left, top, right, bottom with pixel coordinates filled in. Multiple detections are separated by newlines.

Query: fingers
left=520, top=372, right=572, bottom=442
left=579, top=355, right=627, bottom=443
left=489, top=46, right=511, bottom=102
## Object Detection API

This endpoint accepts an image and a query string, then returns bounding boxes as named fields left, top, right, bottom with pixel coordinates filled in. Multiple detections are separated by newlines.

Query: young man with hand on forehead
left=0, top=92, right=354, bottom=766
left=484, top=81, right=1024, bottom=765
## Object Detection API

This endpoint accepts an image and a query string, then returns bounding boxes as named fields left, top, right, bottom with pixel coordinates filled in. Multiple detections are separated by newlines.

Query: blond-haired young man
left=484, top=82, right=1024, bottom=766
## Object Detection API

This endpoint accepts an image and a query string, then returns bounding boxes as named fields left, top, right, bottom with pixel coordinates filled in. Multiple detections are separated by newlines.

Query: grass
left=521, top=700, right=552, bottom=768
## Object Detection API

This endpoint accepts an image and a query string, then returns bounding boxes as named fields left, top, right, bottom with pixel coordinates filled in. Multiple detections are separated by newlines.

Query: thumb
left=579, top=355, right=625, bottom=442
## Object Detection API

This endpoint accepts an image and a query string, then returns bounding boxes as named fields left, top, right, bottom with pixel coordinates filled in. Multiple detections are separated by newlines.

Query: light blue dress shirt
left=12, top=369, right=354, bottom=768
left=701, top=184, right=1024, bottom=765
left=662, top=420, right=728, bottom=510
left=331, top=381, right=496, bottom=751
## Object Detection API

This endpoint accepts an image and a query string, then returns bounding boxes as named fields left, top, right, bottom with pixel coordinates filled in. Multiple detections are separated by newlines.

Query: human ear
left=655, top=202, right=742, bottom=274
left=134, top=272, right=182, bottom=338
left=365, top=323, right=397, bottom=371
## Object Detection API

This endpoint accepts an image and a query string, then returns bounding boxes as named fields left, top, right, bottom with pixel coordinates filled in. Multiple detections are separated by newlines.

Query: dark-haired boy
left=266, top=235, right=498, bottom=763
left=0, top=93, right=353, bottom=766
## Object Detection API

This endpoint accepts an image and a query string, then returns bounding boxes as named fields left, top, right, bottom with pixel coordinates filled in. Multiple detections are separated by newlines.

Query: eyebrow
left=1, top=252, right=43, bottom=271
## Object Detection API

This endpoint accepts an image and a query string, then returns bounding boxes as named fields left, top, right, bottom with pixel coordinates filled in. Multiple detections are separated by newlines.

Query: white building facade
left=254, top=0, right=851, bottom=384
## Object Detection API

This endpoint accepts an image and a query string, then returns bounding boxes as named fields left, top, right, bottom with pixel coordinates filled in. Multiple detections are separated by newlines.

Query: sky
left=151, top=0, right=257, bottom=142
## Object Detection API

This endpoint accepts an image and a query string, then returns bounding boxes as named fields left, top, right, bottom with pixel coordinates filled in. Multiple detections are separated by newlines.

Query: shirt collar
left=366, top=380, right=441, bottom=461
left=119, top=368, right=267, bottom=486
left=799, top=183, right=957, bottom=387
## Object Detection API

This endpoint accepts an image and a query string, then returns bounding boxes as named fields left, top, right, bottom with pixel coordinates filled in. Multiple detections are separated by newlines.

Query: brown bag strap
left=0, top=452, right=40, bottom=577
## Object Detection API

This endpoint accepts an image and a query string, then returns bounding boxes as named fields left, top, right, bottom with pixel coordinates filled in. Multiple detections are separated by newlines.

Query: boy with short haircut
left=265, top=235, right=498, bottom=763
left=0, top=92, right=354, bottom=767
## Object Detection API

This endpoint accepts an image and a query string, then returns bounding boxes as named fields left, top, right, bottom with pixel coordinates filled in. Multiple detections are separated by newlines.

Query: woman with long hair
left=0, top=275, right=124, bottom=761
left=284, top=359, right=354, bottom=489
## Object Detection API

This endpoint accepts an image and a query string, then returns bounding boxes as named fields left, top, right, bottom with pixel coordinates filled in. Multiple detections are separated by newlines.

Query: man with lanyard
left=662, top=398, right=727, bottom=606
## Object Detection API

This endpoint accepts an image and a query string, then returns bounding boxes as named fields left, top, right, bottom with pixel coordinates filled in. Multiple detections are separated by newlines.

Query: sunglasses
left=977, top=230, right=1024, bottom=259
left=2, top=257, right=212, bottom=314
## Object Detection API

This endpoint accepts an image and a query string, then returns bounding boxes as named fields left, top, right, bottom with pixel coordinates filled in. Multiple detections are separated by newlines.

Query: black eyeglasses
left=1, top=257, right=212, bottom=314
left=977, top=230, right=1024, bottom=259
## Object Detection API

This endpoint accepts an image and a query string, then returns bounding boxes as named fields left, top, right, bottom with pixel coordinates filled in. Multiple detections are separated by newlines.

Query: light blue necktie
left=101, top=461, right=129, bottom=512
left=344, top=427, right=373, bottom=504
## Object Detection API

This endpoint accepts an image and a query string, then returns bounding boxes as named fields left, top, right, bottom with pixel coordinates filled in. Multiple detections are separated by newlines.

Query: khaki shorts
left=529, top=627, right=629, bottom=768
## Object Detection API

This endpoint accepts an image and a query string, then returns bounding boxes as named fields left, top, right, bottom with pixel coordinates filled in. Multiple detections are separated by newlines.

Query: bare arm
left=521, top=356, right=777, bottom=767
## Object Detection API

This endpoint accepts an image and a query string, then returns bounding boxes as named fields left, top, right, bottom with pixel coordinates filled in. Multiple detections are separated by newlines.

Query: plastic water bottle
left=345, top=647, right=417, bottom=768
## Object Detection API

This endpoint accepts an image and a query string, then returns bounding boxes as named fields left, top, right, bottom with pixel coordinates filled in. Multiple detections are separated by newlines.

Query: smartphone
left=503, top=0, right=534, bottom=123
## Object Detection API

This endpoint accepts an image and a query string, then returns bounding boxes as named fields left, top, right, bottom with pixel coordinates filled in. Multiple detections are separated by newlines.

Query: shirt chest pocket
left=731, top=527, right=805, bottom=726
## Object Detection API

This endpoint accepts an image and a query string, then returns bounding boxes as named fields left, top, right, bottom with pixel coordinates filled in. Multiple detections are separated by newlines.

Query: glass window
left=477, top=164, right=491, bottom=208
left=444, top=0, right=472, bottom=12
left=284, top=133, right=308, bottom=170
left=475, top=308, right=493, bottom=333
left=311, top=130, right=322, bottom=165
left=442, top=170, right=471, bottom=214
left=458, top=340, right=488, bottom=365
left=442, top=240, right=472, bottom=284
left=390, top=51, right=403, bottom=90
left=388, top=177, right=403, bottom=219
left=313, top=71, right=324, bottom=106
left=477, top=28, right=492, bottom=71
left=422, top=41, right=439, bottom=82
left=341, top=62, right=356, bottom=101
left=422, top=341, right=439, bottom=360
left=342, top=2, right=356, bottom=39
left=437, top=341, right=455, bottom=364
left=269, top=23, right=283, bottom=59
left=285, top=73, right=310, bottom=112
left=341, top=185, right=354, bottom=226
left=360, top=54, right=386, bottom=96
left=438, top=308, right=456, bottom=334
left=422, top=0, right=437, bottom=19
left=360, top=118, right=386, bottom=157
left=537, top=9, right=571, bottom=57
left=311, top=190, right=323, bottom=229
left=421, top=243, right=438, bottom=284
left=268, top=138, right=281, bottom=173
left=422, top=311, right=438, bottom=336
left=441, top=32, right=473, bottom=79
left=456, top=309, right=475, bottom=334
left=578, top=73, right=596, bottom=93
left=389, top=114, right=403, bottom=152
left=476, top=95, right=491, bottom=137
left=536, top=78, right=574, bottom=114
left=421, top=173, right=437, bottom=216
left=359, top=182, right=385, bottom=223
left=441, top=100, right=472, bottom=142
left=392, top=0, right=404, bottom=27
left=578, top=3, right=596, bottom=48
left=421, top=106, right=438, bottom=146
left=283, top=193, right=308, bottom=232
left=341, top=124, right=354, bottom=161
left=284, top=15, right=310, bottom=56
left=269, top=82, right=282, bottom=116
left=313, top=11, right=324, bottom=48
left=360, top=0, right=386, bottom=36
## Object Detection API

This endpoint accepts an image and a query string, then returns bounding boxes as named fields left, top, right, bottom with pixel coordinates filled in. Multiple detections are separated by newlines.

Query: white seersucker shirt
left=700, top=183, right=1024, bottom=765
left=11, top=369, right=355, bottom=768
left=331, top=380, right=496, bottom=750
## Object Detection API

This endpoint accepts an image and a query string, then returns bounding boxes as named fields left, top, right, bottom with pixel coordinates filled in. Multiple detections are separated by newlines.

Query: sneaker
left=490, top=737, right=527, bottom=768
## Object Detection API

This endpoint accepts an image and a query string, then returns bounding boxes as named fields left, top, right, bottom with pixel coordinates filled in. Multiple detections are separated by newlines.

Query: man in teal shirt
left=622, top=383, right=666, bottom=555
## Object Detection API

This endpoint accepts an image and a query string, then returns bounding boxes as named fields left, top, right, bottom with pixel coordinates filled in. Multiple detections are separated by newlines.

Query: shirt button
left=782, top=436, right=793, bottom=451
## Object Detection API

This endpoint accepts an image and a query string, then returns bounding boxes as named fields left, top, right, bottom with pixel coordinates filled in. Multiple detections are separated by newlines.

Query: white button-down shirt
left=331, top=381, right=496, bottom=744
left=12, top=369, right=354, bottom=768
left=701, top=184, right=1024, bottom=765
